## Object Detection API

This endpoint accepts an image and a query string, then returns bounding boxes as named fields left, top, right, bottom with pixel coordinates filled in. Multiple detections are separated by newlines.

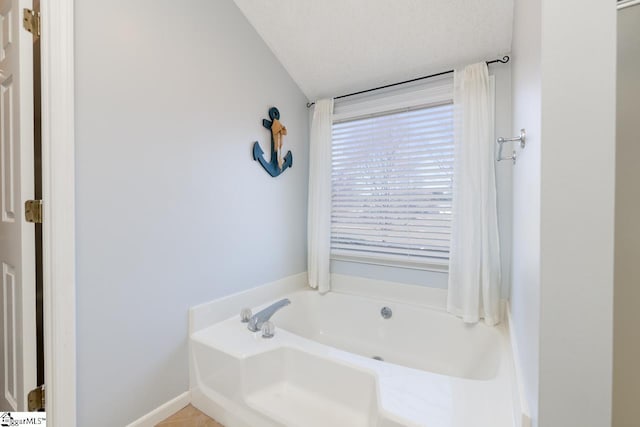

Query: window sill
left=330, top=252, right=449, bottom=273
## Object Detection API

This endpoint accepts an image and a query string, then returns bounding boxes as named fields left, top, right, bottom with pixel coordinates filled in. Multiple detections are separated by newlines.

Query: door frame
left=40, top=1, right=75, bottom=425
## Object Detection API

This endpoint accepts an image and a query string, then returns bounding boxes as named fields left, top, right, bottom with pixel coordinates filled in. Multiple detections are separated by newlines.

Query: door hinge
left=27, top=385, right=45, bottom=411
left=23, top=8, right=40, bottom=39
left=25, top=200, right=43, bottom=223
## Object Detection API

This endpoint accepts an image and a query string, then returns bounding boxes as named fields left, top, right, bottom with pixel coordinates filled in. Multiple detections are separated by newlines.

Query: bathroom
left=4, top=0, right=635, bottom=426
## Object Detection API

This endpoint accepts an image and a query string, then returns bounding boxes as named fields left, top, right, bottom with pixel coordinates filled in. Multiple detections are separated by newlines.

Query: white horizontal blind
left=331, top=102, right=454, bottom=266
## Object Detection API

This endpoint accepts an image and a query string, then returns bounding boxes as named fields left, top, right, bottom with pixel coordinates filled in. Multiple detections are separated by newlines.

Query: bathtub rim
left=189, top=272, right=308, bottom=334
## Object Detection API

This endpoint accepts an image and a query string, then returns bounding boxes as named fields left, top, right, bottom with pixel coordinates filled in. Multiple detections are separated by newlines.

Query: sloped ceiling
left=233, top=0, right=513, bottom=101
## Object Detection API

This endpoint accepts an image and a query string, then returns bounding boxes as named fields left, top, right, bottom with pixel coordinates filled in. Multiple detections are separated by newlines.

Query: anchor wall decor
left=252, top=107, right=293, bottom=177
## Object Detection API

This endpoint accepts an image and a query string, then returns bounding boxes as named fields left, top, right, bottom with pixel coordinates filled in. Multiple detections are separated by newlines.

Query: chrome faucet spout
left=247, top=298, right=291, bottom=332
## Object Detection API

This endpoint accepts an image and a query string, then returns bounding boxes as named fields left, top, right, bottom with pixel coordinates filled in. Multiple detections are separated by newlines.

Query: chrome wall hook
left=497, top=129, right=526, bottom=164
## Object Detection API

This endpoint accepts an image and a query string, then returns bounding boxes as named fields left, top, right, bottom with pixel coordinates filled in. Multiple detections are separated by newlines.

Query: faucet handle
left=261, top=321, right=275, bottom=338
left=240, top=308, right=252, bottom=323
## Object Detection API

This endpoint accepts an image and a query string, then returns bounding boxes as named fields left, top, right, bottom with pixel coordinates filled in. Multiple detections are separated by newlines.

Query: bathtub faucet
left=247, top=298, right=291, bottom=332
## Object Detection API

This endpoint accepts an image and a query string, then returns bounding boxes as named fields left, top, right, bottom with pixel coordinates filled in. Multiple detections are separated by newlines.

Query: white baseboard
left=506, top=304, right=532, bottom=427
left=125, top=391, right=191, bottom=427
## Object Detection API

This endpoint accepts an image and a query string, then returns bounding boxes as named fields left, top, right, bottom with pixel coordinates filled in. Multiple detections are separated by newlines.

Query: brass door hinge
left=23, top=8, right=40, bottom=39
left=27, top=385, right=45, bottom=411
left=25, top=200, right=43, bottom=223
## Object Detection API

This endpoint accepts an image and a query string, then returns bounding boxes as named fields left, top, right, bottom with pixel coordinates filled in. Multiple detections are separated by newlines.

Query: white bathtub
left=273, top=291, right=502, bottom=381
left=189, top=276, right=517, bottom=427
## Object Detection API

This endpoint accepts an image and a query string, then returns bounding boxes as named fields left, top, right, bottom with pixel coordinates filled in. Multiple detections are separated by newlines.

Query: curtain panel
left=307, top=99, right=334, bottom=293
left=447, top=63, right=502, bottom=325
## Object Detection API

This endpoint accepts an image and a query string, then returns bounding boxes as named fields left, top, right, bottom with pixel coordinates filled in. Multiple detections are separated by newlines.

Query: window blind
left=331, top=102, right=454, bottom=266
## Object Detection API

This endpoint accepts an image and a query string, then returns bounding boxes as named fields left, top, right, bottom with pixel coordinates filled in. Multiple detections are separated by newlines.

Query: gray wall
left=74, top=1, right=309, bottom=425
left=537, top=1, right=615, bottom=425
left=613, top=4, right=640, bottom=426
left=511, top=1, right=616, bottom=426
left=510, top=0, right=542, bottom=420
left=493, top=64, right=513, bottom=300
left=510, top=0, right=542, bottom=422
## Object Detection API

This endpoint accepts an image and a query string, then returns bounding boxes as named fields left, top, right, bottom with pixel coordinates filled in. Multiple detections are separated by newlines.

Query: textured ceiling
left=233, top=0, right=513, bottom=101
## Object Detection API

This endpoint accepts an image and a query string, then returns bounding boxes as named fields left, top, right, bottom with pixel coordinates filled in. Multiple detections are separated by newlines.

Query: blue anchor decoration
left=252, top=107, right=293, bottom=177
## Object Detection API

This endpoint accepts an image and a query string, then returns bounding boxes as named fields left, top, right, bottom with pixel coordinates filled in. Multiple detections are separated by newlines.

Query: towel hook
left=496, top=129, right=526, bottom=164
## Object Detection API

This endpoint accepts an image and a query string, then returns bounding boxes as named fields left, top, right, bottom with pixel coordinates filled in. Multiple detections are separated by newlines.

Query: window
left=331, top=99, right=454, bottom=269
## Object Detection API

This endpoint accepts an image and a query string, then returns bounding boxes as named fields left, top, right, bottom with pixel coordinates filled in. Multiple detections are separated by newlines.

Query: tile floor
left=156, top=404, right=224, bottom=427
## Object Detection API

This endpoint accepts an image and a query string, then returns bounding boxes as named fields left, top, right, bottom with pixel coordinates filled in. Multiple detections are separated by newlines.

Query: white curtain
left=307, top=99, right=334, bottom=293
left=447, top=63, right=502, bottom=325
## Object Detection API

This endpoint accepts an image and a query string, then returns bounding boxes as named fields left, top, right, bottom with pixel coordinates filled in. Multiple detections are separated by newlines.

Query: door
left=0, top=0, right=36, bottom=412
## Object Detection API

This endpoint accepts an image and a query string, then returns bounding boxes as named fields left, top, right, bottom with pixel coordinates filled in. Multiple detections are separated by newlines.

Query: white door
left=0, top=0, right=36, bottom=412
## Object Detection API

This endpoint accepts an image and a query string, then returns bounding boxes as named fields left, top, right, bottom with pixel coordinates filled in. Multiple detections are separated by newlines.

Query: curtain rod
left=306, top=55, right=510, bottom=108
